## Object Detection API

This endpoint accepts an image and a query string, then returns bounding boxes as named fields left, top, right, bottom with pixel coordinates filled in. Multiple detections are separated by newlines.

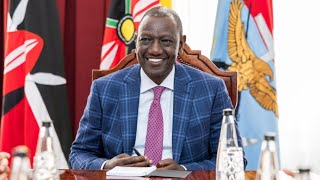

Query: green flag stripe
left=125, top=0, right=131, bottom=14
left=106, top=18, right=118, bottom=28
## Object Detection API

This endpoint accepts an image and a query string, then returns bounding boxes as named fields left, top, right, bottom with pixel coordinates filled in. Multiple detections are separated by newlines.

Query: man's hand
left=103, top=153, right=152, bottom=170
left=0, top=152, right=10, bottom=180
left=156, top=158, right=185, bottom=171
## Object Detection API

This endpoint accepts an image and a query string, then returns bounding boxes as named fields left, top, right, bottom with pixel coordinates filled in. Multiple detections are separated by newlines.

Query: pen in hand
left=132, top=147, right=142, bottom=156
left=132, top=147, right=153, bottom=166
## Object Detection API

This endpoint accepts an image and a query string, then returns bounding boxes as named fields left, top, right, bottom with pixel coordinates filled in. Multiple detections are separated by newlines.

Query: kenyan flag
left=0, top=0, right=72, bottom=168
left=100, top=0, right=164, bottom=69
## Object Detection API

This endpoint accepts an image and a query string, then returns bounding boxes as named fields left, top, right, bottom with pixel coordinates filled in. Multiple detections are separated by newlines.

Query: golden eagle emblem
left=228, top=0, right=278, bottom=116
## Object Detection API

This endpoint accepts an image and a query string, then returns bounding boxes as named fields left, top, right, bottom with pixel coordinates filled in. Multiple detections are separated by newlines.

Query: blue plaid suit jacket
left=69, top=63, right=243, bottom=170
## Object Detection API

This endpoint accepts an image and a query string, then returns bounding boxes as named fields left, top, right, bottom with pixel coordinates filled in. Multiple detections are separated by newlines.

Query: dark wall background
left=1, top=0, right=110, bottom=136
left=1, top=1, right=4, bottom=109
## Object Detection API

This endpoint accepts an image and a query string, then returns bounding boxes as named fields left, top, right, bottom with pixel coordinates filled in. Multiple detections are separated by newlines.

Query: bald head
left=139, top=6, right=183, bottom=36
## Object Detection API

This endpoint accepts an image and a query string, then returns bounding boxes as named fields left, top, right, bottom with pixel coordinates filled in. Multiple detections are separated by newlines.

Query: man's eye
left=139, top=38, right=152, bottom=44
left=161, top=39, right=174, bottom=46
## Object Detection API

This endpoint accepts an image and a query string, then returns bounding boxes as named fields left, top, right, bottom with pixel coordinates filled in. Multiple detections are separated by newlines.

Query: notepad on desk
left=106, top=166, right=157, bottom=177
left=106, top=175, right=150, bottom=180
left=106, top=166, right=191, bottom=178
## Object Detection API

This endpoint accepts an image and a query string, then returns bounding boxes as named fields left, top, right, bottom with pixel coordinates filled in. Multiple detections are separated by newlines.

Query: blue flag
left=211, top=0, right=278, bottom=170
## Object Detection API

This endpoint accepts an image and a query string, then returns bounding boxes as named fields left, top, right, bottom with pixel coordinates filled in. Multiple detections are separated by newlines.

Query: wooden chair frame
left=92, top=43, right=238, bottom=107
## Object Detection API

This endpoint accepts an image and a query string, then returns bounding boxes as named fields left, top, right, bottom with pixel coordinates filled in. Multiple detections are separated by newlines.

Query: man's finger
left=157, top=163, right=177, bottom=170
left=0, top=173, right=8, bottom=180
left=157, top=159, right=174, bottom=167
left=0, top=158, right=9, bottom=166
left=116, top=153, right=130, bottom=159
left=116, top=156, right=147, bottom=166
left=0, top=158, right=9, bottom=173
left=123, top=159, right=151, bottom=167
left=0, top=152, right=10, bottom=159
left=123, top=156, right=146, bottom=164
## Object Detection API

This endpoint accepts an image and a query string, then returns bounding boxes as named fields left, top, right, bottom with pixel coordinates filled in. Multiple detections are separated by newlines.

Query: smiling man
left=69, top=6, right=244, bottom=171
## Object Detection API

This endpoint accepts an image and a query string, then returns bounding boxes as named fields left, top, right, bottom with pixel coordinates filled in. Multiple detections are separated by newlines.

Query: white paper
left=106, top=166, right=157, bottom=177
left=106, top=176, right=149, bottom=180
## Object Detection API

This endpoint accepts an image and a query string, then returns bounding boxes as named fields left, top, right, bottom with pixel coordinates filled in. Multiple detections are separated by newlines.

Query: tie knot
left=152, top=86, right=165, bottom=100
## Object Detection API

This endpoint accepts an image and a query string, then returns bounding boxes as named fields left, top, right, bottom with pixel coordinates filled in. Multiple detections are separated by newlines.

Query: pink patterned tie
left=144, top=86, right=166, bottom=165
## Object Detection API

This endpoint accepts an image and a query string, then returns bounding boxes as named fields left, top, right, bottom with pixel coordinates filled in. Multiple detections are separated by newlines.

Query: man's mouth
left=148, top=58, right=164, bottom=63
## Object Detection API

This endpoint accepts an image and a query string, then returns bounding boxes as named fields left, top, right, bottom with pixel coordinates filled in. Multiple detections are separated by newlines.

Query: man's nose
left=148, top=40, right=163, bottom=55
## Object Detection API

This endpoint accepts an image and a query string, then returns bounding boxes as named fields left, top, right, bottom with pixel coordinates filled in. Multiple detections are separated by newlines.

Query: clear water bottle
left=33, top=121, right=59, bottom=180
left=256, top=132, right=279, bottom=180
left=216, top=108, right=244, bottom=180
left=10, top=146, right=32, bottom=180
left=295, top=168, right=311, bottom=180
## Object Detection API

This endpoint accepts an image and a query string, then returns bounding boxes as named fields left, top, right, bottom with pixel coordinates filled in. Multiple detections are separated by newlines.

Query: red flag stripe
left=133, top=1, right=159, bottom=20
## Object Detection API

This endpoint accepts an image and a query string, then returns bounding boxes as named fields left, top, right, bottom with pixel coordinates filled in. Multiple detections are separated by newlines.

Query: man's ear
left=182, top=35, right=186, bottom=43
left=135, top=49, right=140, bottom=63
left=134, top=32, right=138, bottom=45
left=179, top=35, right=186, bottom=49
left=178, top=35, right=186, bottom=59
left=134, top=33, right=140, bottom=63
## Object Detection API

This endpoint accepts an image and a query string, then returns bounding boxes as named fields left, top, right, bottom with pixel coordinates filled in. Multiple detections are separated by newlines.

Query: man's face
left=136, top=16, right=181, bottom=84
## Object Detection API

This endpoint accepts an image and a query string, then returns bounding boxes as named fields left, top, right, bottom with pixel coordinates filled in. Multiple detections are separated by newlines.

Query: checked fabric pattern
left=69, top=64, right=239, bottom=170
left=144, top=86, right=166, bottom=165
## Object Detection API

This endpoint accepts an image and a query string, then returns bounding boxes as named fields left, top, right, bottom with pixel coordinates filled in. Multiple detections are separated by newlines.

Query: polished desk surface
left=59, top=169, right=256, bottom=180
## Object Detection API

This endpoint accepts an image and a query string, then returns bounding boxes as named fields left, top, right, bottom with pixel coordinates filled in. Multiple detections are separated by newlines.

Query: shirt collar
left=140, top=65, right=175, bottom=93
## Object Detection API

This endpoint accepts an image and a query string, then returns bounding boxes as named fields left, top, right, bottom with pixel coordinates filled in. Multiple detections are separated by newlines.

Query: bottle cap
left=264, top=132, right=276, bottom=141
left=13, top=145, right=29, bottom=157
left=299, top=168, right=311, bottom=173
left=223, top=108, right=234, bottom=116
left=42, top=121, right=51, bottom=127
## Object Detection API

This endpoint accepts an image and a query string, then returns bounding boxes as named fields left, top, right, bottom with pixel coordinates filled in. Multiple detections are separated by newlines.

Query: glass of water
left=220, top=147, right=245, bottom=180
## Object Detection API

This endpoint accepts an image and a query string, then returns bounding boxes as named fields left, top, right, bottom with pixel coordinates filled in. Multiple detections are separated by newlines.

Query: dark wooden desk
left=60, top=169, right=256, bottom=180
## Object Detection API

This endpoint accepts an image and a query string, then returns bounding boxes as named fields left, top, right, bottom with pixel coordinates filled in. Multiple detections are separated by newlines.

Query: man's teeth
left=148, top=58, right=163, bottom=62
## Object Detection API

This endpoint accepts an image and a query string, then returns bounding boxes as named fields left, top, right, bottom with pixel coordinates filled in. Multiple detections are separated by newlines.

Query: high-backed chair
left=92, top=43, right=238, bottom=107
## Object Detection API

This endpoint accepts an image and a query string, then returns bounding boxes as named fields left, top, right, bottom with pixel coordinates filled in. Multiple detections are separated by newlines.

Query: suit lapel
left=172, top=64, right=193, bottom=162
left=120, top=65, right=141, bottom=155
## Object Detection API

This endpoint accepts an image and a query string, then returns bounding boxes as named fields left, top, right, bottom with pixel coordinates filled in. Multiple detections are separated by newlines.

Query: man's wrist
left=179, top=164, right=187, bottom=171
left=101, top=160, right=109, bottom=170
